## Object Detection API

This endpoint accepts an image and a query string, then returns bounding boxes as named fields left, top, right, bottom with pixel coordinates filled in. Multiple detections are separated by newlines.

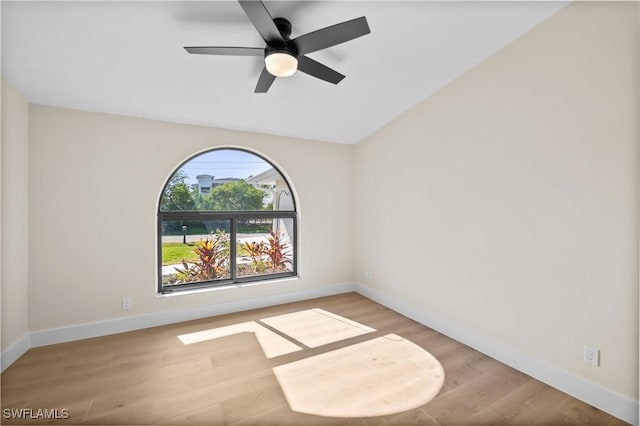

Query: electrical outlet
left=121, top=298, right=132, bottom=311
left=364, top=271, right=373, bottom=279
left=584, top=345, right=600, bottom=366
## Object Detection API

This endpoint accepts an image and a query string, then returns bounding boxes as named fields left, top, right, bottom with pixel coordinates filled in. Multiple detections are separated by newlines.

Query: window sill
left=155, top=275, right=300, bottom=298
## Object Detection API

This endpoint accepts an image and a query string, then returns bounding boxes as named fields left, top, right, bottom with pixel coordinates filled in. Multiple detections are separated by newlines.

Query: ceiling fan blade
left=255, top=67, right=276, bottom=93
left=293, top=16, right=370, bottom=55
left=184, top=46, right=264, bottom=56
left=238, top=0, right=283, bottom=44
left=297, top=56, right=345, bottom=85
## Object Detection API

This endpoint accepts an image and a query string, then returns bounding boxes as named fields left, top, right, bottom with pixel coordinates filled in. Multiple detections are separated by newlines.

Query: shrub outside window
left=158, top=149, right=297, bottom=293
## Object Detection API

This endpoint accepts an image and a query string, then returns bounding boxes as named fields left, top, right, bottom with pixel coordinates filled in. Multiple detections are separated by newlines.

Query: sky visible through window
left=178, top=149, right=272, bottom=184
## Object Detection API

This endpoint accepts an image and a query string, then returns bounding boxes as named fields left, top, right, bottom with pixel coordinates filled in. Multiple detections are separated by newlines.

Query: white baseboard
left=3, top=281, right=637, bottom=425
left=354, top=282, right=639, bottom=426
left=2, top=282, right=356, bottom=370
left=1, top=333, right=31, bottom=372
left=29, top=282, right=357, bottom=347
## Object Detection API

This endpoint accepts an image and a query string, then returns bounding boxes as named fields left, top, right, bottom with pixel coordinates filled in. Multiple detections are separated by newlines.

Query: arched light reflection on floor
left=178, top=310, right=445, bottom=417
left=273, top=334, right=445, bottom=417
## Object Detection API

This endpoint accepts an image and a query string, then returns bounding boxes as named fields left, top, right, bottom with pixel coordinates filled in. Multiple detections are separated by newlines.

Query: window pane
left=237, top=218, right=295, bottom=278
left=161, top=219, right=231, bottom=287
left=160, top=149, right=294, bottom=212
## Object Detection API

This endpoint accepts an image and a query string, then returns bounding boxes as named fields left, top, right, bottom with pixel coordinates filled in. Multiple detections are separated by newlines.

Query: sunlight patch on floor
left=260, top=308, right=376, bottom=348
left=273, top=334, right=445, bottom=418
left=177, top=321, right=303, bottom=358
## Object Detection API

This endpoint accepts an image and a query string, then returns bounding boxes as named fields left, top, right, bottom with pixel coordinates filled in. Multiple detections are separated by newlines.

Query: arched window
left=158, top=148, right=297, bottom=293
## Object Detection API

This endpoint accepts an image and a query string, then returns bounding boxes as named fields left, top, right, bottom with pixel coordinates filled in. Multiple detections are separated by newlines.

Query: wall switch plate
left=121, top=298, right=132, bottom=311
left=584, top=345, right=600, bottom=366
left=364, top=271, right=373, bottom=279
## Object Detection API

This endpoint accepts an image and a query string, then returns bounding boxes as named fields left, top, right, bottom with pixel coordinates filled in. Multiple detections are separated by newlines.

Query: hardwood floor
left=0, top=292, right=628, bottom=425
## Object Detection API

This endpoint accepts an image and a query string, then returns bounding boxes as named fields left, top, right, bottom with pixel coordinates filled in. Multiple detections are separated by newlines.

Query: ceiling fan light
left=265, top=52, right=298, bottom=78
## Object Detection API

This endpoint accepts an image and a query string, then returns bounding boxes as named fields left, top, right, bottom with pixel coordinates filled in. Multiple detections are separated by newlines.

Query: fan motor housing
left=265, top=44, right=298, bottom=60
left=266, top=17, right=298, bottom=57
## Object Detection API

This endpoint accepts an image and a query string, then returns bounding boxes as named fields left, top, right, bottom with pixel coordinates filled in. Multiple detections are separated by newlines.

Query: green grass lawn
left=162, top=242, right=251, bottom=266
left=162, top=243, right=198, bottom=265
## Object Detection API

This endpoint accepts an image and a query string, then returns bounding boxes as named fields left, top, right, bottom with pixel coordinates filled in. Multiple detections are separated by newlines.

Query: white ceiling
left=1, top=1, right=566, bottom=144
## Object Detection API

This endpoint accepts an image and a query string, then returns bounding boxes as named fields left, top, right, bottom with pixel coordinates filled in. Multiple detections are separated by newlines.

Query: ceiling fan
left=184, top=0, right=371, bottom=93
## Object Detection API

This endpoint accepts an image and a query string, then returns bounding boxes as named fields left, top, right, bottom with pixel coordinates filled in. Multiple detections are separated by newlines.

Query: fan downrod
left=273, top=17, right=292, bottom=39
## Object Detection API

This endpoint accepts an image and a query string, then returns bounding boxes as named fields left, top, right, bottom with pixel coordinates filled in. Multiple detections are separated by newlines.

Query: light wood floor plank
left=487, top=379, right=569, bottom=424
left=1, top=292, right=627, bottom=425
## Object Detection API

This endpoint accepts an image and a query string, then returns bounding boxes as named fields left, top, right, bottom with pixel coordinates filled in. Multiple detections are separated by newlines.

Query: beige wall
left=1, top=81, right=30, bottom=350
left=355, top=1, right=638, bottom=399
left=28, top=106, right=354, bottom=330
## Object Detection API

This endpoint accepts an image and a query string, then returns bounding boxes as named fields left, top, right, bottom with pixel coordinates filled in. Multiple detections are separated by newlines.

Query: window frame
left=157, top=149, right=298, bottom=294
